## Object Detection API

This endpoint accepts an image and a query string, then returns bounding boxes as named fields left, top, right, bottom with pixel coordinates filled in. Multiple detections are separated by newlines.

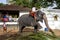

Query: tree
left=0, top=3, right=4, bottom=6
left=54, top=0, right=60, bottom=9
left=42, top=0, right=60, bottom=9
left=8, top=0, right=60, bottom=9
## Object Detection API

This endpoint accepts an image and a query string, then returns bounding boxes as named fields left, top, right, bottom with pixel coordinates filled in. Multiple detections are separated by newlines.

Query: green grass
left=6, top=32, right=60, bottom=40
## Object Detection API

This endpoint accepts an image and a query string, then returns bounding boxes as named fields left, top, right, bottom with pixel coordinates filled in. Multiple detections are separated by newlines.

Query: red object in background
left=3, top=18, right=8, bottom=22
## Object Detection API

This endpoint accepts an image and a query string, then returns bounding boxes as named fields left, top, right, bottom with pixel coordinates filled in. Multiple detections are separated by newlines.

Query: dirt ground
left=0, top=26, right=35, bottom=35
left=0, top=26, right=60, bottom=36
left=0, top=26, right=60, bottom=40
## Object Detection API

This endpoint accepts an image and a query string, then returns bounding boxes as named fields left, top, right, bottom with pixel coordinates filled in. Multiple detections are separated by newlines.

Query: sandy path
left=0, top=26, right=60, bottom=36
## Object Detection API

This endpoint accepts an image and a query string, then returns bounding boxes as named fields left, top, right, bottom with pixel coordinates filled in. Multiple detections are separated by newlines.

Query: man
left=29, top=7, right=37, bottom=21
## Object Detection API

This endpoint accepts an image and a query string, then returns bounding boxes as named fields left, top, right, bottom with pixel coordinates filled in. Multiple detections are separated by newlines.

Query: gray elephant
left=18, top=10, right=54, bottom=33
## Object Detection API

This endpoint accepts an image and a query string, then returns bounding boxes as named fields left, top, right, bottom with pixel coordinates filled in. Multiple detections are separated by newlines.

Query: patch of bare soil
left=0, top=27, right=34, bottom=40
left=0, top=26, right=60, bottom=40
left=53, top=29, right=60, bottom=36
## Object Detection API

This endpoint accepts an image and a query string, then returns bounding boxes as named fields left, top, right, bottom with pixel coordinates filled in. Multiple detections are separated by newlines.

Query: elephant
left=18, top=10, right=54, bottom=33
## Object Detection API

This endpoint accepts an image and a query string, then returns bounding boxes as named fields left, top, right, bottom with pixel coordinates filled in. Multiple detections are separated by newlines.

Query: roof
left=0, top=5, right=31, bottom=11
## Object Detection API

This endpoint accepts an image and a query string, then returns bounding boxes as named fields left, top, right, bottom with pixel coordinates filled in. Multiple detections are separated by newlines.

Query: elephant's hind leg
left=21, top=26, right=25, bottom=32
left=19, top=25, right=25, bottom=33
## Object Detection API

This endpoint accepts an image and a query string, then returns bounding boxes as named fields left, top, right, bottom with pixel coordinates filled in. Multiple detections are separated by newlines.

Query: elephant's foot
left=33, top=29, right=38, bottom=33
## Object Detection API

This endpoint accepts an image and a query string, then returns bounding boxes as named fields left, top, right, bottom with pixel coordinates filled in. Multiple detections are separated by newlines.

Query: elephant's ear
left=42, top=13, right=45, bottom=17
left=40, top=11, right=45, bottom=19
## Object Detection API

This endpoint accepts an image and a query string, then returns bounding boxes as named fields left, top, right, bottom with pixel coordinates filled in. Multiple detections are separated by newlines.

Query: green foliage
left=0, top=3, right=4, bottom=6
left=8, top=0, right=60, bottom=9
left=55, top=0, right=60, bottom=9
left=6, top=32, right=60, bottom=40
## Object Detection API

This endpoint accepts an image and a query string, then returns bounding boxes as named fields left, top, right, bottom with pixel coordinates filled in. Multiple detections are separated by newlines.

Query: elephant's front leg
left=34, top=23, right=42, bottom=33
left=37, top=23, right=42, bottom=29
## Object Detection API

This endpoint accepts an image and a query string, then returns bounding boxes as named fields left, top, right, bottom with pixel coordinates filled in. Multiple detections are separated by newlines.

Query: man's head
left=32, top=7, right=36, bottom=12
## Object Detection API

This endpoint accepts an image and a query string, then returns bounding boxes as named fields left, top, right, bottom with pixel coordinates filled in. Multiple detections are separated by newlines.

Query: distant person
left=3, top=14, right=8, bottom=22
left=6, top=14, right=9, bottom=19
left=3, top=22, right=7, bottom=32
left=3, top=14, right=8, bottom=32
left=9, top=15, right=13, bottom=22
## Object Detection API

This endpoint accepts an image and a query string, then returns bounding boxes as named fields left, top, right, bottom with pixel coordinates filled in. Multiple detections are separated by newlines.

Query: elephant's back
left=18, top=14, right=29, bottom=22
left=18, top=14, right=35, bottom=26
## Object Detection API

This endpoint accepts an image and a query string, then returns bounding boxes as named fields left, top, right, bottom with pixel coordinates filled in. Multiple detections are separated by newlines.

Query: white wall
left=39, top=9, right=60, bottom=30
left=19, top=12, right=29, bottom=17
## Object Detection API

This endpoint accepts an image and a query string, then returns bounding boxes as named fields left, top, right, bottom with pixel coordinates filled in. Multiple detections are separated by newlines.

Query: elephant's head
left=36, top=10, right=45, bottom=22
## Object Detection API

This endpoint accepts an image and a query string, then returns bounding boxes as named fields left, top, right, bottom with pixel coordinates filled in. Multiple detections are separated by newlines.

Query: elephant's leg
left=37, top=23, right=42, bottom=29
left=20, top=26, right=25, bottom=33
left=34, top=23, right=42, bottom=33
left=19, top=24, right=25, bottom=33
left=34, top=25, right=38, bottom=33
